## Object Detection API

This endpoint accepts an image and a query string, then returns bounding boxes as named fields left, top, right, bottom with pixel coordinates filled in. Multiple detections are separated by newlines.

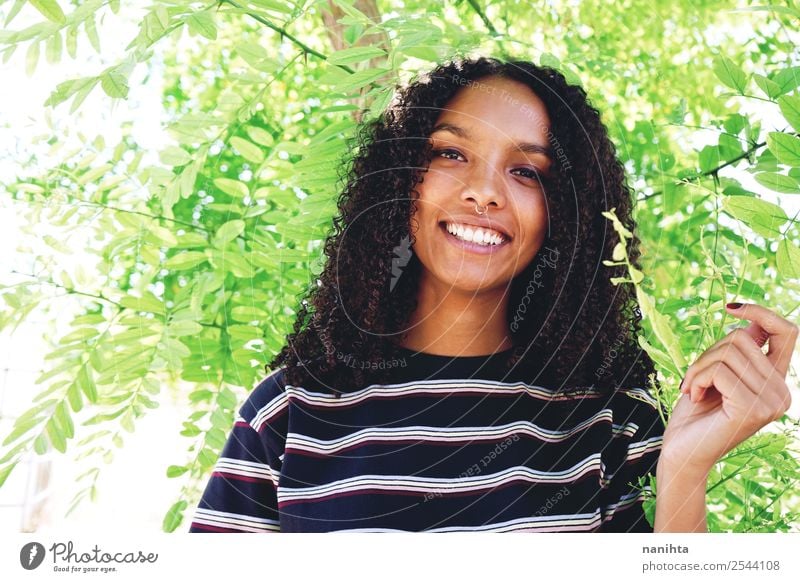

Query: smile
left=439, top=222, right=511, bottom=254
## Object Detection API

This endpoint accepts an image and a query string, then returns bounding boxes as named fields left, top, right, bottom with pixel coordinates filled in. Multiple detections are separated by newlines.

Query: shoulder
left=237, top=366, right=289, bottom=427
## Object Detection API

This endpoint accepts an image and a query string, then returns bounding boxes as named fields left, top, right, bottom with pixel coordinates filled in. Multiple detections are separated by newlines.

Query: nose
left=460, top=159, right=507, bottom=211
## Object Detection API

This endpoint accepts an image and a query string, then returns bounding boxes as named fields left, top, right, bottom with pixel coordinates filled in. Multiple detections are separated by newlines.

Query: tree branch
left=466, top=0, right=500, bottom=37
left=639, top=139, right=766, bottom=202
left=9, top=270, right=125, bottom=309
left=218, top=0, right=355, bottom=74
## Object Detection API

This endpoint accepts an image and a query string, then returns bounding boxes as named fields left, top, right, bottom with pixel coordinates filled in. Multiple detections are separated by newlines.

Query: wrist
left=657, top=451, right=713, bottom=482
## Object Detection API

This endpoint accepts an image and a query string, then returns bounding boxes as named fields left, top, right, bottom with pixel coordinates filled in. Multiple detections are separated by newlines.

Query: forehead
left=435, top=76, right=552, bottom=139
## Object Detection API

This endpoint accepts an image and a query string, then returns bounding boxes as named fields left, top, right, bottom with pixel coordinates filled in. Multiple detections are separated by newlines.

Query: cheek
left=419, top=166, right=463, bottom=196
left=412, top=172, right=459, bottom=221
left=513, top=196, right=549, bottom=249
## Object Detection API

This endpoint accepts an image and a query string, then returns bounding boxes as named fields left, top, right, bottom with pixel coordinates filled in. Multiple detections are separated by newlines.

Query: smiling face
left=410, top=75, right=554, bottom=295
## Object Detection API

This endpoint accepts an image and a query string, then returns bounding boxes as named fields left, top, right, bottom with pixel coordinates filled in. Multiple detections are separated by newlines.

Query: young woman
left=188, top=56, right=797, bottom=533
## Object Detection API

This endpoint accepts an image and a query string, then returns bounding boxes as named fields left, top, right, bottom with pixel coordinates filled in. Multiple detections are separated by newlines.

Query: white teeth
left=444, top=222, right=506, bottom=246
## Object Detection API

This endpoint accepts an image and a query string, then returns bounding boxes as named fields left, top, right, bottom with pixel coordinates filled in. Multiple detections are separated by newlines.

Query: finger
left=739, top=321, right=769, bottom=348
left=725, top=302, right=800, bottom=377
left=690, top=362, right=759, bottom=416
left=680, top=328, right=773, bottom=398
left=684, top=340, right=767, bottom=403
left=695, top=362, right=791, bottom=431
left=712, top=328, right=774, bottom=383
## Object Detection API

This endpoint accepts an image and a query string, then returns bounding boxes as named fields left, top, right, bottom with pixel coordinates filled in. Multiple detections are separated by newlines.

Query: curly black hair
left=266, top=55, right=658, bottom=399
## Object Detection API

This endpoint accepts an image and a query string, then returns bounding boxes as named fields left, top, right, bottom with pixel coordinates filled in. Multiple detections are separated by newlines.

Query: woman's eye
left=512, top=168, right=541, bottom=181
left=432, top=148, right=463, bottom=161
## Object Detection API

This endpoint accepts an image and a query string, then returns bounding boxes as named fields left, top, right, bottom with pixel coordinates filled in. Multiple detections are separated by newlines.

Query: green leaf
left=33, top=434, right=49, bottom=455
left=164, top=251, right=208, bottom=270
left=2, top=44, right=17, bottom=64
left=166, top=465, right=189, bottom=478
left=753, top=74, right=781, bottom=100
left=722, top=195, right=788, bottom=238
left=61, top=327, right=100, bottom=343
left=776, top=239, right=800, bottom=281
left=636, top=289, right=686, bottom=371
left=161, top=337, right=190, bottom=361
left=226, top=324, right=263, bottom=341
left=25, top=40, right=40, bottom=76
left=327, top=46, right=386, bottom=66
left=77, top=365, right=98, bottom=404
left=66, top=380, right=84, bottom=412
left=713, top=56, right=747, bottom=93
left=160, top=146, right=193, bottom=166
left=777, top=94, right=800, bottom=133
left=143, top=224, right=178, bottom=247
left=210, top=407, right=229, bottom=430
left=29, top=0, right=66, bottom=24
left=120, top=293, right=166, bottom=315
left=45, top=31, right=62, bottom=64
left=230, top=137, right=264, bottom=164
left=334, top=67, right=391, bottom=93
left=162, top=500, right=187, bottom=532
left=198, top=447, right=217, bottom=468
left=766, top=132, right=800, bottom=166
left=213, top=178, right=249, bottom=198
left=167, top=320, right=203, bottom=337
left=0, top=461, right=19, bottom=488
left=214, top=219, right=246, bottom=246
left=2, top=415, right=41, bottom=446
left=84, top=14, right=101, bottom=52
left=230, top=306, right=268, bottom=321
left=205, top=428, right=227, bottom=449
left=718, top=133, right=743, bottom=159
left=698, top=145, right=721, bottom=173
left=771, top=67, right=800, bottom=96
left=55, top=401, right=74, bottom=439
left=83, top=409, right=125, bottom=425
left=69, top=80, right=98, bottom=113
left=120, top=409, right=135, bottom=433
left=65, top=24, right=78, bottom=58
left=180, top=422, right=201, bottom=437
left=245, top=126, right=274, bottom=147
left=187, top=12, right=216, bottom=40
left=218, top=386, right=238, bottom=410
left=45, top=416, right=67, bottom=453
left=101, top=69, right=129, bottom=99
left=753, top=172, right=799, bottom=194
left=4, top=0, right=26, bottom=27
left=723, top=113, right=747, bottom=136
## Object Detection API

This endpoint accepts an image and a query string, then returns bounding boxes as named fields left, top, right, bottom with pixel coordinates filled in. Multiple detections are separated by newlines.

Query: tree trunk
left=319, top=0, right=394, bottom=123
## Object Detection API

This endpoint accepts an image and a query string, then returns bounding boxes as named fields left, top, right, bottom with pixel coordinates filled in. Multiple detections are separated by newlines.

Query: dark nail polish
left=726, top=302, right=743, bottom=310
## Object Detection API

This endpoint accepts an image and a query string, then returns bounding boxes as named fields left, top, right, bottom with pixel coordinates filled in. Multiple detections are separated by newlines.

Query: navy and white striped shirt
left=188, top=346, right=665, bottom=532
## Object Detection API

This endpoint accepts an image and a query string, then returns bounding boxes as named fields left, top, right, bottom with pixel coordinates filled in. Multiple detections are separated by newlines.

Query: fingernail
left=726, top=302, right=743, bottom=310
left=679, top=378, right=685, bottom=392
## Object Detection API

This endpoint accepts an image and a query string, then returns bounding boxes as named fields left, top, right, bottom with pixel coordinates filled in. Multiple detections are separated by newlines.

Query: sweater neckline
left=392, top=344, right=515, bottom=360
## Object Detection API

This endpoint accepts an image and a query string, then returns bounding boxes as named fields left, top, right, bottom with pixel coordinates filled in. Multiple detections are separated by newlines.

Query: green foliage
left=1, top=0, right=799, bottom=532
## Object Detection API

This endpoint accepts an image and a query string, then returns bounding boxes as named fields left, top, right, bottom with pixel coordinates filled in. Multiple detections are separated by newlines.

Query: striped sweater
left=188, top=346, right=665, bottom=532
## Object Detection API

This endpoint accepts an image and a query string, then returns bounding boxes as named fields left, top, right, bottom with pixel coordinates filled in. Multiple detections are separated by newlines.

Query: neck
left=394, top=273, right=513, bottom=356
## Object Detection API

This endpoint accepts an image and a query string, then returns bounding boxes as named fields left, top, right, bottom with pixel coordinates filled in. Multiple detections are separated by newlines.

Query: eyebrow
left=430, top=122, right=554, bottom=159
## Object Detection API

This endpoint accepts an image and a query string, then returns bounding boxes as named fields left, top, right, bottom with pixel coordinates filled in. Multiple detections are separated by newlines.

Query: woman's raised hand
left=660, top=302, right=798, bottom=475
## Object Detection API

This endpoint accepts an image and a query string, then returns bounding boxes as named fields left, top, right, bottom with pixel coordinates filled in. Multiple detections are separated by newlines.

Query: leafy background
left=0, top=0, right=799, bottom=532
